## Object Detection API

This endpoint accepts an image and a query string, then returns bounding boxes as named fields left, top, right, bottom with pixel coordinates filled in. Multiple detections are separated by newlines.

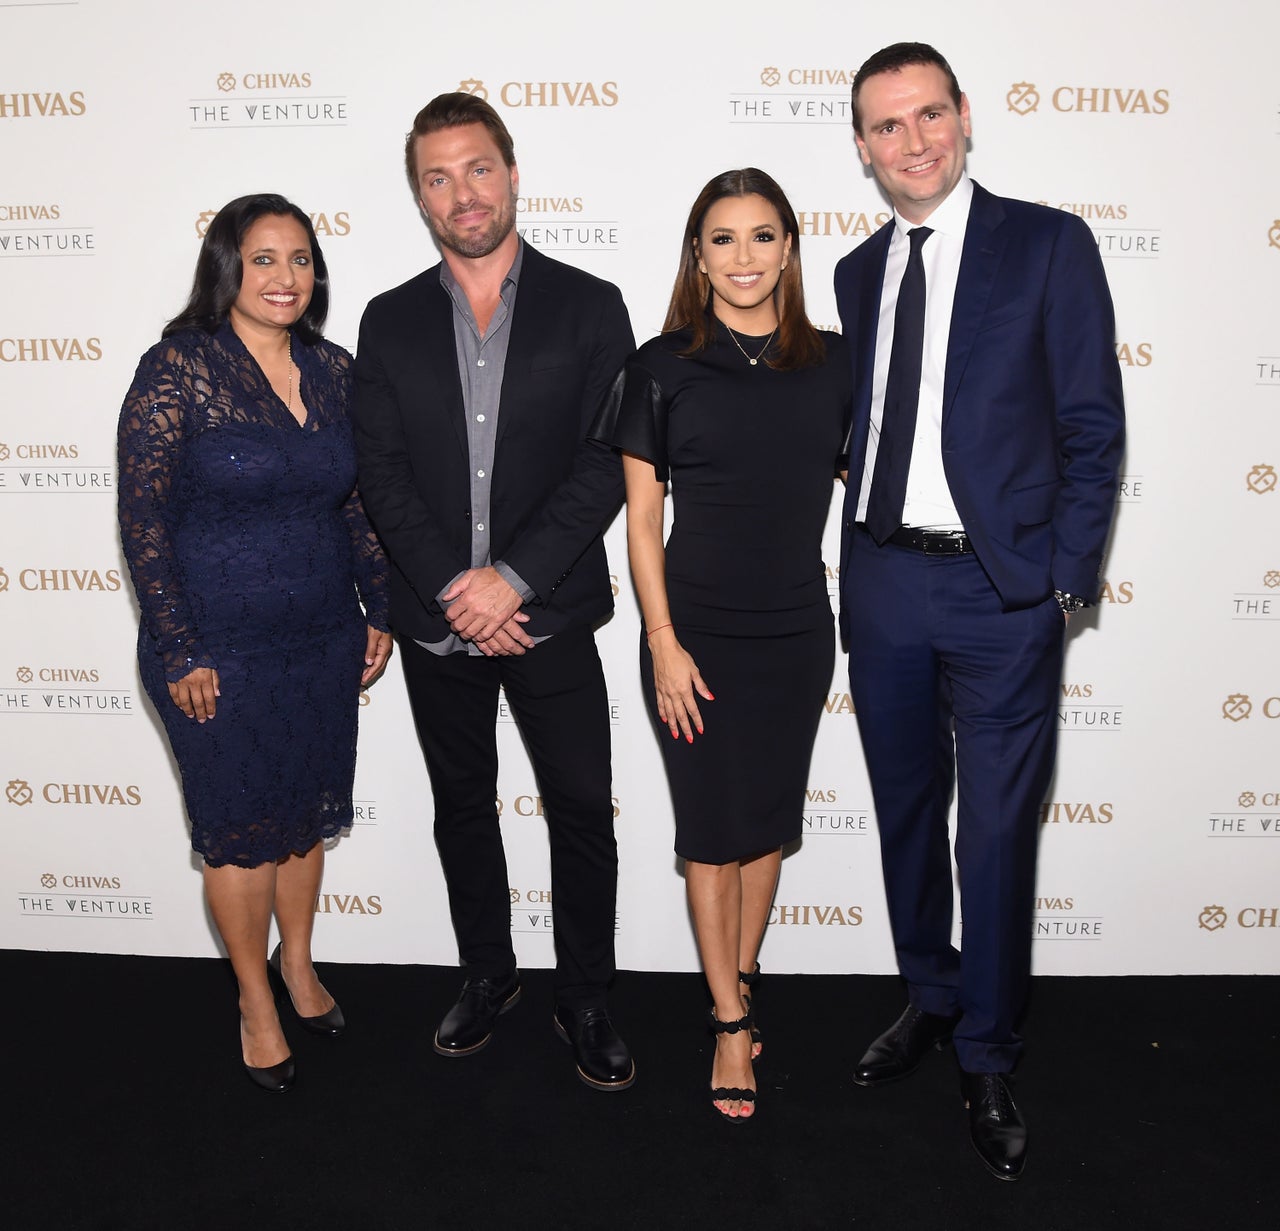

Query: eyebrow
left=874, top=99, right=953, bottom=126
left=707, top=223, right=777, bottom=234
left=420, top=156, right=494, bottom=177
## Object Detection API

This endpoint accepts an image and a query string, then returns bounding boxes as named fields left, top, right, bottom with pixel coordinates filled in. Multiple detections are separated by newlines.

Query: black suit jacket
left=352, top=244, right=634, bottom=642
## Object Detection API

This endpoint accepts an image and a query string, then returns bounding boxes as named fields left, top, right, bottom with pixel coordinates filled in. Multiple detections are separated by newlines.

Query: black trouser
left=399, top=627, right=617, bottom=1009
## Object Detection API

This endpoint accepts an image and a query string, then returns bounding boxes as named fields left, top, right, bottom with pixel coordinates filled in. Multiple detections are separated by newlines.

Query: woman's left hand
left=361, top=626, right=393, bottom=687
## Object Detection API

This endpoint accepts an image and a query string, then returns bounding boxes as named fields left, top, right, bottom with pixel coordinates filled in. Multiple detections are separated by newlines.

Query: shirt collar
left=893, top=171, right=972, bottom=242
left=438, top=236, right=524, bottom=298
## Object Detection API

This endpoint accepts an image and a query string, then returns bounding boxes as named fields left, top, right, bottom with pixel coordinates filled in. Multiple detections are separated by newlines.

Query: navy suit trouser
left=399, top=627, right=618, bottom=1010
left=845, top=528, right=1064, bottom=1072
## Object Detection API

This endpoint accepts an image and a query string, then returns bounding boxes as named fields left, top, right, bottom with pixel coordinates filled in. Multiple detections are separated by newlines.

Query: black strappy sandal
left=708, top=1008, right=757, bottom=1123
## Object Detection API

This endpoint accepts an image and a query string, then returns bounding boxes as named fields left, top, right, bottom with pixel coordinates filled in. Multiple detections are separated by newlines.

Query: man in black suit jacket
left=835, top=45, right=1124, bottom=1177
left=353, top=93, right=635, bottom=1091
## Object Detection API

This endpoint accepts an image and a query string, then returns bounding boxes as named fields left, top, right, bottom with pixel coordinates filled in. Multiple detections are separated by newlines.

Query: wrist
left=1053, top=589, right=1090, bottom=614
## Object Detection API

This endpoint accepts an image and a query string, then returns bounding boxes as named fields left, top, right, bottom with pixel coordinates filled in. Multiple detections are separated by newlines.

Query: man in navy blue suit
left=835, top=43, right=1124, bottom=1179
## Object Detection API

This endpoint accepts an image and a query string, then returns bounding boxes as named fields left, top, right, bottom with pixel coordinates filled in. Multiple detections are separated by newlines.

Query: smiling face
left=413, top=121, right=519, bottom=263
left=853, top=62, right=971, bottom=224
left=229, top=213, right=315, bottom=337
left=695, top=193, right=792, bottom=333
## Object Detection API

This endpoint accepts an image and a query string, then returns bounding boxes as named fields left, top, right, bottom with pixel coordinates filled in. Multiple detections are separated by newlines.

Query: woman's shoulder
left=305, top=334, right=354, bottom=375
left=816, top=328, right=849, bottom=358
left=630, top=329, right=694, bottom=376
left=133, top=328, right=214, bottom=376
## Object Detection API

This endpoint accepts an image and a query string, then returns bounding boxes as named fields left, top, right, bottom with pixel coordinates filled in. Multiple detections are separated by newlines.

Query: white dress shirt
left=856, top=172, right=973, bottom=531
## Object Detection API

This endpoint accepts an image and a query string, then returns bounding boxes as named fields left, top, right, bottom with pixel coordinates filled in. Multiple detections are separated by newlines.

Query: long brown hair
left=661, top=168, right=824, bottom=371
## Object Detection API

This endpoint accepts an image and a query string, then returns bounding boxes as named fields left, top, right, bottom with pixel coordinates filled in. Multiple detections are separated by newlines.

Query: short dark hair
left=851, top=42, right=963, bottom=135
left=404, top=92, right=517, bottom=193
left=662, top=168, right=824, bottom=372
left=163, top=194, right=329, bottom=343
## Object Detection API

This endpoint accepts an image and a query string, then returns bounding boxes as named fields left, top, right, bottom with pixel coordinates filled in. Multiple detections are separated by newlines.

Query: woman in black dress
left=594, top=170, right=850, bottom=1120
left=118, top=195, right=391, bottom=1092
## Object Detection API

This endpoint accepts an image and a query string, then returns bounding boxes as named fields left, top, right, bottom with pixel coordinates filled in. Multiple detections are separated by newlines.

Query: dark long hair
left=661, top=168, right=824, bottom=371
left=163, top=193, right=330, bottom=343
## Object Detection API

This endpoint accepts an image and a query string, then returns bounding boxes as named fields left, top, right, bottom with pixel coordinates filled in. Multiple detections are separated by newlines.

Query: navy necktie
left=866, top=225, right=933, bottom=544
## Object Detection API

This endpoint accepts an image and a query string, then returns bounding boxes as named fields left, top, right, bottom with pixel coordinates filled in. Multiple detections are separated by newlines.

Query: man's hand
left=472, top=615, right=536, bottom=658
left=443, top=566, right=525, bottom=643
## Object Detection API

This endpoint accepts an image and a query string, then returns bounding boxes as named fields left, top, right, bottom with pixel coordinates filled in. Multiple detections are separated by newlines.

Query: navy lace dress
left=117, top=322, right=389, bottom=868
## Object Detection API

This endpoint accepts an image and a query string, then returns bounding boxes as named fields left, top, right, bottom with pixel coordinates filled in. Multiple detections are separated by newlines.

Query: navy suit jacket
left=834, top=181, right=1125, bottom=622
left=352, top=244, right=634, bottom=643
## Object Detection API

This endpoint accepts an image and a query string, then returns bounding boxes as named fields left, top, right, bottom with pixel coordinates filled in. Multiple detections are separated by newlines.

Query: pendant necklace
left=285, top=333, right=294, bottom=412
left=725, top=324, right=777, bottom=367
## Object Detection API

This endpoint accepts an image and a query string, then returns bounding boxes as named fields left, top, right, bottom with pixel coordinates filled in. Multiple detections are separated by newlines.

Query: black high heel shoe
left=268, top=942, right=345, bottom=1036
left=244, top=1052, right=296, bottom=1093
left=739, top=962, right=763, bottom=1059
left=708, top=1008, right=757, bottom=1123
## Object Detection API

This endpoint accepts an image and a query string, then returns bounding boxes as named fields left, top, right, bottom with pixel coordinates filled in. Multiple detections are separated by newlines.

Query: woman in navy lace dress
left=117, top=194, right=391, bottom=1092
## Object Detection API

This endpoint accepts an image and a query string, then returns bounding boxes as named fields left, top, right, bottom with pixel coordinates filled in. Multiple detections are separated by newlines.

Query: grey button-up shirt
left=420, top=241, right=538, bottom=656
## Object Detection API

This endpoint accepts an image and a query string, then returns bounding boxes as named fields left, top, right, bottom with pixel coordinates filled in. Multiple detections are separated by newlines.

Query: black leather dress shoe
left=268, top=943, right=345, bottom=1037
left=244, top=1054, right=295, bottom=1094
left=433, top=971, right=521, bottom=1057
left=961, top=1071, right=1027, bottom=1180
left=553, top=1006, right=635, bottom=1092
left=853, top=1004, right=960, bottom=1086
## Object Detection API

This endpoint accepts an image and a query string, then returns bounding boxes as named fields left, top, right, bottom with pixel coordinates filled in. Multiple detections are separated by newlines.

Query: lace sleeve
left=343, top=487, right=391, bottom=632
left=116, top=341, right=216, bottom=682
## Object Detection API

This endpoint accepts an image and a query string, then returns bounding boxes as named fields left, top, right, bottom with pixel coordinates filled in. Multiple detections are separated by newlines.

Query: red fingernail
left=706, top=693, right=715, bottom=700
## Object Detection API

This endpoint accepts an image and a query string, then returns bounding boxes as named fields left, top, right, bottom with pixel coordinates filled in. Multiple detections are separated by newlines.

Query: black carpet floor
left=5, top=952, right=1276, bottom=1230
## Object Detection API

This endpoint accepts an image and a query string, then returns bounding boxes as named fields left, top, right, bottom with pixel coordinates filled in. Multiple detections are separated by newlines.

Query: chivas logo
left=1007, top=82, right=1039, bottom=115
left=1114, top=343, right=1152, bottom=367
left=1247, top=464, right=1277, bottom=494
left=1223, top=694, right=1252, bottom=722
left=761, top=67, right=781, bottom=87
left=1239, top=792, right=1256, bottom=807
left=1264, top=572, right=1280, bottom=589
left=197, top=210, right=349, bottom=239
left=6, top=779, right=33, bottom=806
left=1269, top=221, right=1280, bottom=250
left=0, top=91, right=86, bottom=118
left=314, top=893, right=382, bottom=915
left=215, top=72, right=312, bottom=92
left=457, top=78, right=488, bottom=99
left=0, top=338, right=102, bottom=362
left=1198, top=905, right=1228, bottom=931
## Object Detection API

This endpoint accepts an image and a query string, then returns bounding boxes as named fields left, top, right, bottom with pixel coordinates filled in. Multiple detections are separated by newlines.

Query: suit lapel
left=943, top=182, right=1008, bottom=422
left=844, top=224, right=892, bottom=498
left=408, top=266, right=469, bottom=458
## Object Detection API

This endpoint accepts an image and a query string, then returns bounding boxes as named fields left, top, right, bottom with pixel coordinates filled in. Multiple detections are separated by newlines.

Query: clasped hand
left=443, top=566, right=535, bottom=657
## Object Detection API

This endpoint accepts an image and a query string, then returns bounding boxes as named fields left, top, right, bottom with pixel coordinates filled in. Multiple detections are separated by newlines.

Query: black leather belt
left=885, top=526, right=973, bottom=555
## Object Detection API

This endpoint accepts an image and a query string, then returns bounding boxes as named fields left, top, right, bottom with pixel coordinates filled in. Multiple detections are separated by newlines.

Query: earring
left=699, top=263, right=707, bottom=274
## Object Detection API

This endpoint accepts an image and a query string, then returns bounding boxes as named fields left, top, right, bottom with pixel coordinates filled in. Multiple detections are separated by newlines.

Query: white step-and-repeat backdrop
left=2, top=0, right=1277, bottom=976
